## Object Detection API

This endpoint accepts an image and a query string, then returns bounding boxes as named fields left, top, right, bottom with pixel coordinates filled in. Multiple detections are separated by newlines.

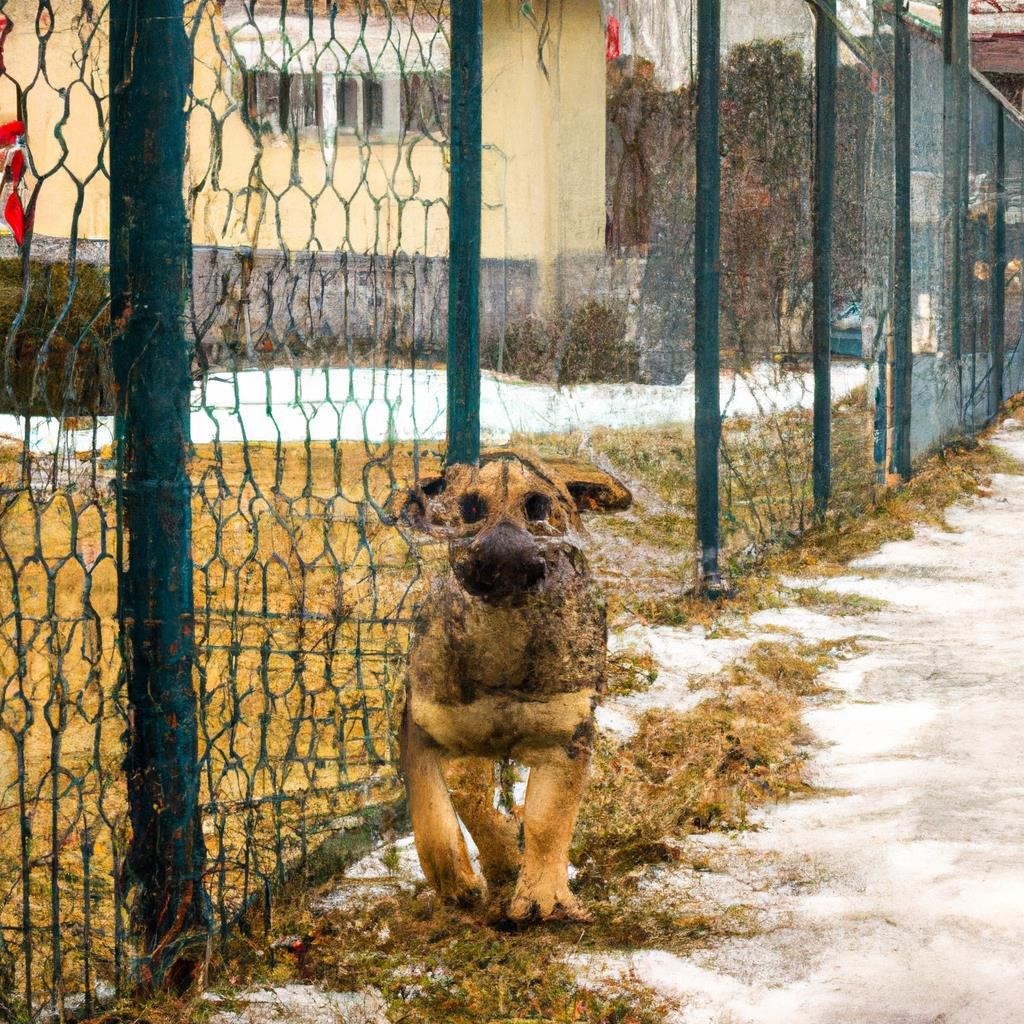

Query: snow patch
left=0, top=363, right=868, bottom=454
left=748, top=607, right=856, bottom=641
left=206, top=984, right=388, bottom=1024
left=574, top=423, right=1024, bottom=1023
left=804, top=699, right=937, bottom=762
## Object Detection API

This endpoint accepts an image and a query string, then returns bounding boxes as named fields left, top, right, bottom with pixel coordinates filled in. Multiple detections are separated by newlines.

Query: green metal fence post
left=812, top=0, right=836, bottom=520
left=892, top=0, right=913, bottom=480
left=110, top=0, right=209, bottom=990
left=446, top=0, right=483, bottom=466
left=943, top=0, right=969, bottom=363
left=694, top=0, right=726, bottom=594
left=993, top=106, right=1007, bottom=411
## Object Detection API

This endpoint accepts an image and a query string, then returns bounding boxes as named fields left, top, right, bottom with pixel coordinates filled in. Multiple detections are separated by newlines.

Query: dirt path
left=580, top=419, right=1024, bottom=1023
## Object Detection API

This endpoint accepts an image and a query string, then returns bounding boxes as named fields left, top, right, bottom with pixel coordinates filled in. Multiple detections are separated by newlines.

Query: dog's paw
left=507, top=878, right=592, bottom=924
left=436, top=870, right=485, bottom=909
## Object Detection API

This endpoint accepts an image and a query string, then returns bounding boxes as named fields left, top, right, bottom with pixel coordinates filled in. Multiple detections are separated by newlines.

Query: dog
left=399, top=448, right=631, bottom=922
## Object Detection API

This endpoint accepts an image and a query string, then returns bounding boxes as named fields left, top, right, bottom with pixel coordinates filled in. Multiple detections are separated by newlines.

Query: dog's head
left=402, top=449, right=631, bottom=603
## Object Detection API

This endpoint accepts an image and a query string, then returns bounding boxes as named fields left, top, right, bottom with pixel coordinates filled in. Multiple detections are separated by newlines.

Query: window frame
left=240, top=68, right=420, bottom=143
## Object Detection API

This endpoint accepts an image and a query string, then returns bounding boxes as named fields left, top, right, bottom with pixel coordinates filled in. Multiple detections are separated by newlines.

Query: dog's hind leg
left=400, top=708, right=483, bottom=906
left=508, top=745, right=592, bottom=923
left=446, top=757, right=522, bottom=889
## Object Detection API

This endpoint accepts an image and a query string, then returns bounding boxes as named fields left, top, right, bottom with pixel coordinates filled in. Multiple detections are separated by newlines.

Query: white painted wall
left=608, top=0, right=873, bottom=91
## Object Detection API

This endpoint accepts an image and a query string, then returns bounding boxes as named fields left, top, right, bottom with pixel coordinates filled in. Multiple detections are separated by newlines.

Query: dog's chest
left=411, top=574, right=605, bottom=701
left=456, top=602, right=534, bottom=691
left=407, top=573, right=607, bottom=758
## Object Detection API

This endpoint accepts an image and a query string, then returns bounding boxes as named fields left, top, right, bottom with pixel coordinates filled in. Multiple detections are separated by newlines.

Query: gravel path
left=582, top=419, right=1024, bottom=1023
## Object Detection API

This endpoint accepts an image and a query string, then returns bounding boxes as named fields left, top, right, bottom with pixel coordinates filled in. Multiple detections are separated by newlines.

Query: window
left=401, top=72, right=449, bottom=134
left=246, top=70, right=282, bottom=133
left=363, top=76, right=384, bottom=134
left=336, top=75, right=359, bottom=131
left=244, top=69, right=321, bottom=134
left=286, top=72, right=319, bottom=132
left=242, top=69, right=420, bottom=140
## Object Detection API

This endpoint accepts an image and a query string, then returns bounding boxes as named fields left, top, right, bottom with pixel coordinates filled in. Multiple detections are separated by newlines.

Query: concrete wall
left=910, top=347, right=1024, bottom=462
left=723, top=1, right=814, bottom=55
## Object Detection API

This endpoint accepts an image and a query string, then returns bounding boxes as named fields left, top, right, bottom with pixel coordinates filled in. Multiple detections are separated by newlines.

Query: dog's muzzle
left=452, top=520, right=547, bottom=601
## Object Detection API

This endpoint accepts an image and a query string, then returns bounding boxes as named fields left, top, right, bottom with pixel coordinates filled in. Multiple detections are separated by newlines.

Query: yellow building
left=0, top=0, right=606, bottom=318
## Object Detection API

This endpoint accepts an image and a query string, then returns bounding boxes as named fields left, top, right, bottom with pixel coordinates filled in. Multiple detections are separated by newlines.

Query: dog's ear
left=544, top=458, right=633, bottom=514
left=402, top=475, right=457, bottom=537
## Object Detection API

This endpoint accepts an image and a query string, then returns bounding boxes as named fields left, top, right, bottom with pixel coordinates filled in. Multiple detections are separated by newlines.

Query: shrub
left=556, top=300, right=636, bottom=386
left=483, top=316, right=558, bottom=381
left=0, top=258, right=112, bottom=415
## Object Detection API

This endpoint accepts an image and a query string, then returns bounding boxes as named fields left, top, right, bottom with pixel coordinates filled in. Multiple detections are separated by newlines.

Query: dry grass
left=780, top=432, right=1024, bottom=576
left=106, top=636, right=843, bottom=1024
left=521, top=382, right=875, bottom=619
left=575, top=638, right=848, bottom=883
left=605, top=646, right=660, bottom=698
left=0, top=438, right=443, bottom=1012
left=549, top=395, right=1024, bottom=629
left=138, top=634, right=843, bottom=1024
left=1, top=387, right=1021, bottom=1019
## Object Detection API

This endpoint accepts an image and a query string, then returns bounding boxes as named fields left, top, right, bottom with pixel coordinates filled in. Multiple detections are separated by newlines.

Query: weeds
left=605, top=646, right=659, bottom=697
left=781, top=429, right=1024, bottom=574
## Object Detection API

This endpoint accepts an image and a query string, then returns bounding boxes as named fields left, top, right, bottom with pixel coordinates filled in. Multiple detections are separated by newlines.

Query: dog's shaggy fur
left=400, top=448, right=631, bottom=921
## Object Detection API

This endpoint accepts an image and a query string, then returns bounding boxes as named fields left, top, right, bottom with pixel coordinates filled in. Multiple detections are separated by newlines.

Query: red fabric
left=4, top=191, right=25, bottom=245
left=0, top=119, right=27, bottom=245
left=606, top=15, right=621, bottom=61
left=0, top=120, right=24, bottom=147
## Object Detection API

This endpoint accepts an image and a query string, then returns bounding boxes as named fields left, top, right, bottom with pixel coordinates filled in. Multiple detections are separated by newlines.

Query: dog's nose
left=455, top=520, right=547, bottom=600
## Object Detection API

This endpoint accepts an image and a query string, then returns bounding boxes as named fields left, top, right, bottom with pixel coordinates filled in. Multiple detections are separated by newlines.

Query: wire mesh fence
left=0, top=0, right=1022, bottom=1018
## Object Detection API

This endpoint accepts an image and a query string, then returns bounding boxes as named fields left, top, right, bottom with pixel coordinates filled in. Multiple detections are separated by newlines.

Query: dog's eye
left=524, top=493, right=551, bottom=522
left=460, top=493, right=487, bottom=524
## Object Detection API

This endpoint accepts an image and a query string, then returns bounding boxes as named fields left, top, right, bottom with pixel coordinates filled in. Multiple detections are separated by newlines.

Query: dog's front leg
left=446, top=757, right=522, bottom=888
left=508, top=744, right=592, bottom=923
left=400, top=707, right=483, bottom=906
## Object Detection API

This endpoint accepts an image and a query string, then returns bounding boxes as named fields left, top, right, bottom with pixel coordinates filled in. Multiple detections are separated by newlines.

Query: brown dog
left=400, top=448, right=631, bottom=921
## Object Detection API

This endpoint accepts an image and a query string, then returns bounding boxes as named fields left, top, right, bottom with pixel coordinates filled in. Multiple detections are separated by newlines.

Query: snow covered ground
left=576, top=418, right=1024, bottom=1023
left=0, top=363, right=867, bottom=455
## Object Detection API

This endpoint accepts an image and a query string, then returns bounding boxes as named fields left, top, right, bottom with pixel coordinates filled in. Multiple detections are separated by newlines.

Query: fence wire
left=0, top=0, right=1023, bottom=1018
left=0, top=0, right=452, bottom=1015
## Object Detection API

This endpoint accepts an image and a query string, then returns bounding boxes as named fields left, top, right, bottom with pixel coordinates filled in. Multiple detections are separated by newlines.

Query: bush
left=486, top=303, right=639, bottom=386
left=556, top=300, right=636, bottom=386
left=0, top=259, right=112, bottom=415
left=483, top=316, right=558, bottom=381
